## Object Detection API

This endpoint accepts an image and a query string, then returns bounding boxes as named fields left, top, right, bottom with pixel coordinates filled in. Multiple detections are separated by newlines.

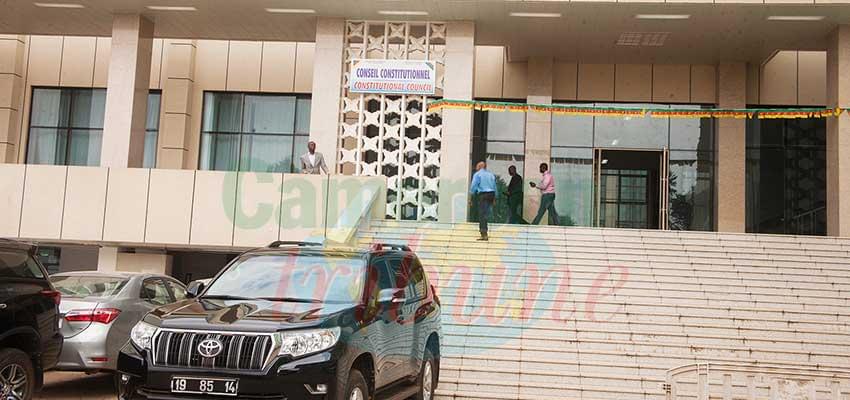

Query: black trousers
left=478, top=192, right=495, bottom=235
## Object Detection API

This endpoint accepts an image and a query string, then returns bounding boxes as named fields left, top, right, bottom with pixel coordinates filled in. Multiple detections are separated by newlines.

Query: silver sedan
left=49, top=271, right=187, bottom=372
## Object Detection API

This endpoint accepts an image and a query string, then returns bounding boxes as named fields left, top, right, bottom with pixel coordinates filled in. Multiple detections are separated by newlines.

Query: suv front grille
left=151, top=330, right=276, bottom=371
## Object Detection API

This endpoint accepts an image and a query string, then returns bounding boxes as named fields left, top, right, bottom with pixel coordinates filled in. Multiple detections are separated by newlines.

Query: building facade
left=1, top=2, right=850, bottom=277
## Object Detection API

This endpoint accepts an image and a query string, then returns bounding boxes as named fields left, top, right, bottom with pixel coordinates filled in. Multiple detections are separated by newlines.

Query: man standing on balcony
left=530, top=162, right=559, bottom=225
left=470, top=161, right=497, bottom=241
left=300, top=141, right=329, bottom=174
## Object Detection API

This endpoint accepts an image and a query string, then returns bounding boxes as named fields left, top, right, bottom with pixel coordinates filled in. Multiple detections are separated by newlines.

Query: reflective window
left=144, top=92, right=161, bottom=168
left=551, top=103, right=715, bottom=230
left=141, top=279, right=172, bottom=306
left=550, top=147, right=594, bottom=227
left=200, top=92, right=311, bottom=173
left=0, top=250, right=45, bottom=279
left=746, top=118, right=826, bottom=235
left=27, top=88, right=161, bottom=167
left=469, top=109, right=525, bottom=224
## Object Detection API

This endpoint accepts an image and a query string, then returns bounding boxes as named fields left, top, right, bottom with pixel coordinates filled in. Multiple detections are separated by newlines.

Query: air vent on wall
left=616, top=32, right=670, bottom=47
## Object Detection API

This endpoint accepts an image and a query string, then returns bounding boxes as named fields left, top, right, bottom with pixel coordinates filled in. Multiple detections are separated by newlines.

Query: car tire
left=0, top=348, right=36, bottom=400
left=344, top=369, right=369, bottom=400
left=412, top=348, right=436, bottom=400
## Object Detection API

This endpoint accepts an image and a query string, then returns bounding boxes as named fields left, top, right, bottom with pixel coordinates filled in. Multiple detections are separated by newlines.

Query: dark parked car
left=0, top=239, right=63, bottom=400
left=117, top=241, right=442, bottom=400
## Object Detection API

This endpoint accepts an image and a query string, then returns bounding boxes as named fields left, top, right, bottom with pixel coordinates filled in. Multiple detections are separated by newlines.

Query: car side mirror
left=378, top=288, right=405, bottom=304
left=186, top=281, right=205, bottom=298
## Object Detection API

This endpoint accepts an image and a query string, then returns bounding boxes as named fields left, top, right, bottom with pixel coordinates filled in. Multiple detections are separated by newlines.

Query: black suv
left=117, top=242, right=442, bottom=400
left=0, top=239, right=63, bottom=400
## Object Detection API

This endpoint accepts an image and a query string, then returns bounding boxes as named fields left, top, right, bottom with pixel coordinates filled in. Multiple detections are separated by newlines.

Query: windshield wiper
left=200, top=294, right=258, bottom=301
left=257, top=297, right=323, bottom=303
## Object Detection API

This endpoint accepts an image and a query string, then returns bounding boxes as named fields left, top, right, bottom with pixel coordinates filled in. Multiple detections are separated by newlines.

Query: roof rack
left=268, top=241, right=323, bottom=248
left=370, top=243, right=411, bottom=252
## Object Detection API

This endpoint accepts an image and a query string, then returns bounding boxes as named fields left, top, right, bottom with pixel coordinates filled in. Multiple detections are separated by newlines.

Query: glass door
left=593, top=149, right=668, bottom=229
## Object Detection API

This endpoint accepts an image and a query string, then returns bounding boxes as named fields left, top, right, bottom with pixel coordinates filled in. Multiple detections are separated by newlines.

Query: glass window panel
left=485, top=111, right=525, bottom=141
left=143, top=130, right=157, bottom=168
left=200, top=133, right=240, bottom=171
left=293, top=134, right=309, bottom=170
left=552, top=104, right=593, bottom=147
left=69, top=89, right=106, bottom=129
left=594, top=103, right=669, bottom=149
left=243, top=95, right=296, bottom=134
left=30, top=88, right=70, bottom=127
left=669, top=150, right=714, bottom=231
left=26, top=128, right=66, bottom=165
left=295, top=98, right=311, bottom=134
left=670, top=107, right=713, bottom=151
left=239, top=134, right=294, bottom=173
left=67, top=129, right=102, bottom=166
left=202, top=92, right=243, bottom=133
left=550, top=147, right=594, bottom=226
left=146, top=93, right=161, bottom=131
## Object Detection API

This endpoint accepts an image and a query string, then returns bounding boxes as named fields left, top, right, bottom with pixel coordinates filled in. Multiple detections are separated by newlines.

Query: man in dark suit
left=505, top=165, right=527, bottom=224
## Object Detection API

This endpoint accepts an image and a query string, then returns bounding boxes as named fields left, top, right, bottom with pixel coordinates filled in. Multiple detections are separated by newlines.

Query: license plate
left=170, top=376, right=239, bottom=396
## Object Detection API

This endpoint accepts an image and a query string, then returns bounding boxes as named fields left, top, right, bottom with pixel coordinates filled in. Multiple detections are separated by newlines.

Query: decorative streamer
left=427, top=99, right=843, bottom=120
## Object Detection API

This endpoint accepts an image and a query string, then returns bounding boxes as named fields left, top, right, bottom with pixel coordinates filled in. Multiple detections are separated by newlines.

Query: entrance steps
left=357, top=220, right=850, bottom=400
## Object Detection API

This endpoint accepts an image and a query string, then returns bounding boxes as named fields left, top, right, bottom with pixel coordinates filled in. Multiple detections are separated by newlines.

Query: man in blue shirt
left=469, top=161, right=497, bottom=241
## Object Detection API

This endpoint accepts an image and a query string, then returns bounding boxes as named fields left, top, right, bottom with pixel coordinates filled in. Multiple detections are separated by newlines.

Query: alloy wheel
left=422, top=361, right=433, bottom=400
left=0, top=363, right=28, bottom=400
left=349, top=386, right=364, bottom=400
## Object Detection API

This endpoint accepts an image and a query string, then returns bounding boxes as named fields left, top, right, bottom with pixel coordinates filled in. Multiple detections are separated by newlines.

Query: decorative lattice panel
left=338, top=21, right=446, bottom=221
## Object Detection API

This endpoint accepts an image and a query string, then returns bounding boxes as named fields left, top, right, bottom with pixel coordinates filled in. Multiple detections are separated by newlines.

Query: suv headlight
left=278, top=327, right=340, bottom=358
left=130, top=321, right=157, bottom=350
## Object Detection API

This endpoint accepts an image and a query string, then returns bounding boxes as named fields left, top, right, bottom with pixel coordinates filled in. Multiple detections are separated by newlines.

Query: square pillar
left=715, top=62, right=746, bottom=232
left=438, top=21, right=476, bottom=222
left=101, top=14, right=154, bottom=168
left=523, top=57, right=554, bottom=223
left=157, top=40, right=196, bottom=169
left=827, top=25, right=850, bottom=237
left=309, top=18, right=345, bottom=169
left=0, top=35, right=27, bottom=163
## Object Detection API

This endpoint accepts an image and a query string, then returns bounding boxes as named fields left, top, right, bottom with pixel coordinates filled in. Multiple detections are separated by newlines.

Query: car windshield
left=204, top=254, right=365, bottom=304
left=51, top=275, right=128, bottom=298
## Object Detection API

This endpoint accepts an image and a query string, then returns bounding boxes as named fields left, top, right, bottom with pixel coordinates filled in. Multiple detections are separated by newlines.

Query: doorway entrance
left=593, top=149, right=669, bottom=229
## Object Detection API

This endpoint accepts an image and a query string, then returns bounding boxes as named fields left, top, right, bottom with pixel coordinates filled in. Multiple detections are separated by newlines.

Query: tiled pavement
left=37, top=372, right=116, bottom=400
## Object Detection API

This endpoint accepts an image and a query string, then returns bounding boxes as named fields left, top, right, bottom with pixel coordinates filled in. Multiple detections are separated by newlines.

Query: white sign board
left=349, top=59, right=436, bottom=95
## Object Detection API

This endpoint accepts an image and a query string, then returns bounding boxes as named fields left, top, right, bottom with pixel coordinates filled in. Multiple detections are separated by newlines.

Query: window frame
left=26, top=87, right=107, bottom=166
left=198, top=91, right=311, bottom=173
left=144, top=90, right=162, bottom=168
left=140, top=277, right=174, bottom=305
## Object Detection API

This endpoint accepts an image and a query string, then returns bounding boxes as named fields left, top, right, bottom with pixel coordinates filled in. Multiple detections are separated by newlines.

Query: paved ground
left=37, top=372, right=116, bottom=400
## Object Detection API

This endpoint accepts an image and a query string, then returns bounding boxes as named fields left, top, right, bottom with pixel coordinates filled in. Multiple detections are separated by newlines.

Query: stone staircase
left=357, top=220, right=850, bottom=400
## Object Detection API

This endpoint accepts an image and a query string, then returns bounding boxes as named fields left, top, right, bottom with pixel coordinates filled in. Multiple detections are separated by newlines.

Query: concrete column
left=715, top=62, right=746, bottom=232
left=523, top=57, right=554, bottom=223
left=826, top=25, right=850, bottom=237
left=309, top=18, right=345, bottom=171
left=97, top=246, right=172, bottom=275
left=438, top=21, right=476, bottom=222
left=157, top=40, right=196, bottom=169
left=101, top=14, right=154, bottom=168
left=0, top=35, right=27, bottom=163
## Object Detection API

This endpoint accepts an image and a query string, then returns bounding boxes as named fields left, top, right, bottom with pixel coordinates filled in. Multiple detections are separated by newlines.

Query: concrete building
left=2, top=2, right=850, bottom=399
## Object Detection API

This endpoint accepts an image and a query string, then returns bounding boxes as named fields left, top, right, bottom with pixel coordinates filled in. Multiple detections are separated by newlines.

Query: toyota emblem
left=197, top=338, right=223, bottom=358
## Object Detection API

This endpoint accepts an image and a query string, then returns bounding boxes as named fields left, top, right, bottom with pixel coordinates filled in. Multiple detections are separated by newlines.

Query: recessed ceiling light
left=33, top=2, right=84, bottom=8
left=377, top=10, right=428, bottom=16
left=509, top=12, right=562, bottom=18
left=146, top=5, right=197, bottom=11
left=767, top=15, right=825, bottom=21
left=265, top=8, right=316, bottom=14
left=635, top=14, right=691, bottom=20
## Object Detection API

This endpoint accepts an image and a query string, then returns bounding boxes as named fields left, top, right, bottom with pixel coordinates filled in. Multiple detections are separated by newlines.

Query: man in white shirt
left=300, top=141, right=329, bottom=174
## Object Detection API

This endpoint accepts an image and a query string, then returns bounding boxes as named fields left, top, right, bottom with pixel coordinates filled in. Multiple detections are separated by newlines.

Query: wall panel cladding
left=472, top=48, right=826, bottom=107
